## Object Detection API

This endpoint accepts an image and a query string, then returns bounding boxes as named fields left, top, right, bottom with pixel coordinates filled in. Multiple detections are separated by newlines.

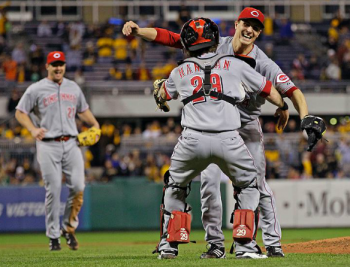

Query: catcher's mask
left=180, top=18, right=219, bottom=52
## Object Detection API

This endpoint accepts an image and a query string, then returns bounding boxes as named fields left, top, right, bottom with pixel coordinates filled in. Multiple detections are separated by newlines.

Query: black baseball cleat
left=158, top=250, right=178, bottom=259
left=61, top=228, right=79, bottom=250
left=49, top=238, right=61, bottom=251
left=266, top=246, right=285, bottom=257
left=200, top=243, right=226, bottom=259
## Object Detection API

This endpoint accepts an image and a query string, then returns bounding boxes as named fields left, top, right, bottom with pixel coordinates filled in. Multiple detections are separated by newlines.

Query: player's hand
left=30, top=128, right=47, bottom=141
left=274, top=108, right=289, bottom=130
left=122, top=21, right=140, bottom=36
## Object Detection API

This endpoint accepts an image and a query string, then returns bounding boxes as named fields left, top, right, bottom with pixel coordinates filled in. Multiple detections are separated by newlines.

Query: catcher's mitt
left=153, top=79, right=170, bottom=112
left=77, top=127, right=101, bottom=146
left=301, top=115, right=326, bottom=152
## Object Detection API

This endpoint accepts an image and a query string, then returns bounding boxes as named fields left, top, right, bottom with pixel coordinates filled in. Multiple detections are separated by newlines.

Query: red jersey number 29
left=190, top=74, right=222, bottom=104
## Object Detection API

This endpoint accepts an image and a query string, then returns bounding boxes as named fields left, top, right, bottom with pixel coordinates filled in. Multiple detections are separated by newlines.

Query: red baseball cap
left=238, top=7, right=265, bottom=29
left=47, top=51, right=66, bottom=64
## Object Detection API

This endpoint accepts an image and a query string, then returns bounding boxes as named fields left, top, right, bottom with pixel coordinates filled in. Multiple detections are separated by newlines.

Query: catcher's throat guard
left=232, top=209, right=255, bottom=242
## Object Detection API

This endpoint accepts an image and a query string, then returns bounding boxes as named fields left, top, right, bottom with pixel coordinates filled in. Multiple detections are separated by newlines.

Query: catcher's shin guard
left=232, top=209, right=255, bottom=242
left=152, top=171, right=194, bottom=254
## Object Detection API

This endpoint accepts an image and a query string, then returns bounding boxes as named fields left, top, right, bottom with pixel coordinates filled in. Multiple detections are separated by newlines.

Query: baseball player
left=15, top=51, right=101, bottom=251
left=123, top=8, right=325, bottom=258
left=153, top=17, right=289, bottom=260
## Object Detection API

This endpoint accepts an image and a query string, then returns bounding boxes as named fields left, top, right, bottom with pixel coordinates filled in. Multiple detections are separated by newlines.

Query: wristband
left=280, top=101, right=288, bottom=111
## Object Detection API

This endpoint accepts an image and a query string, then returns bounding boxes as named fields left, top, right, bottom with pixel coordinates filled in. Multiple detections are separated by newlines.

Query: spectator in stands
left=328, top=19, right=340, bottom=48
left=325, top=57, right=341, bottom=81
left=301, top=151, right=313, bottom=179
left=176, top=2, right=191, bottom=30
left=29, top=44, right=45, bottom=69
left=113, top=33, right=128, bottom=63
left=69, top=20, right=85, bottom=48
left=2, top=54, right=17, bottom=87
left=162, top=59, right=177, bottom=77
left=152, top=61, right=165, bottom=80
left=123, top=59, right=135, bottom=80
left=37, top=20, right=52, bottom=37
left=136, top=61, right=151, bottom=80
left=313, top=154, right=329, bottom=178
left=106, top=64, right=123, bottom=80
left=337, top=137, right=350, bottom=177
left=277, top=18, right=293, bottom=45
left=97, top=33, right=114, bottom=59
left=0, top=8, right=9, bottom=39
left=127, top=150, right=144, bottom=176
left=82, top=41, right=97, bottom=71
left=65, top=46, right=82, bottom=72
left=54, top=21, right=67, bottom=37
left=74, top=69, right=85, bottom=87
left=0, top=35, right=6, bottom=54
left=291, top=53, right=308, bottom=80
left=12, top=43, right=26, bottom=66
left=144, top=153, right=161, bottom=182
left=263, top=15, right=274, bottom=40
left=29, top=65, right=42, bottom=82
left=7, top=89, right=20, bottom=113
left=306, top=54, right=321, bottom=80
left=101, top=160, right=118, bottom=182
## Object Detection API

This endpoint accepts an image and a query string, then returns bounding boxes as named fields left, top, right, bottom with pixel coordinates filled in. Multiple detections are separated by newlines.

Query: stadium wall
left=0, top=180, right=349, bottom=232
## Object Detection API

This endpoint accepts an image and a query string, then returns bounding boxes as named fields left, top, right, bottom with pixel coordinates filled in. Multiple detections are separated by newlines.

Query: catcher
left=15, top=51, right=101, bottom=251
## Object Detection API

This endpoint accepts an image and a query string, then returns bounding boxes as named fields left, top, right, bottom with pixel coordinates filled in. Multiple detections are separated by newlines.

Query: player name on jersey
left=178, top=60, right=232, bottom=79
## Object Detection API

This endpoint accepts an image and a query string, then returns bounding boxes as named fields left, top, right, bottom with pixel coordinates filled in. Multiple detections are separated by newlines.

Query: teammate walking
left=123, top=7, right=324, bottom=258
left=154, top=18, right=288, bottom=259
left=15, top=51, right=101, bottom=251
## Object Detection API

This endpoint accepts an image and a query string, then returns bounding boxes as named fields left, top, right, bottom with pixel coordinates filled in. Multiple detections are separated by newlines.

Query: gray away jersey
left=217, top=36, right=297, bottom=122
left=164, top=52, right=272, bottom=132
left=16, top=78, right=89, bottom=138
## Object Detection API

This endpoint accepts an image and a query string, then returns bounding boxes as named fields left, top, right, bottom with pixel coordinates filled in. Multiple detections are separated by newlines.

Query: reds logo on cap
left=250, top=11, right=260, bottom=17
left=47, top=51, right=66, bottom=64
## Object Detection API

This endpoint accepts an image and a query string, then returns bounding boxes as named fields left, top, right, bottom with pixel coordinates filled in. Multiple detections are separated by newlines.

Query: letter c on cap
left=251, top=11, right=259, bottom=17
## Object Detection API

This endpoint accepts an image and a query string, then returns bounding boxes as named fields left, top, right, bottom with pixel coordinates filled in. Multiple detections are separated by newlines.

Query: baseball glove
left=77, top=127, right=101, bottom=146
left=301, top=115, right=326, bottom=152
left=153, top=79, right=170, bottom=112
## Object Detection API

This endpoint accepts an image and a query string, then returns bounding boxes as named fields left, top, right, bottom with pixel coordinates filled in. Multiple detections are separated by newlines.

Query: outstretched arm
left=290, top=89, right=308, bottom=119
left=122, top=21, right=157, bottom=41
left=122, top=21, right=183, bottom=48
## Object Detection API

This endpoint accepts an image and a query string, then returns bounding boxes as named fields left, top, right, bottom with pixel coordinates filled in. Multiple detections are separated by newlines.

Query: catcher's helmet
left=180, top=18, right=219, bottom=52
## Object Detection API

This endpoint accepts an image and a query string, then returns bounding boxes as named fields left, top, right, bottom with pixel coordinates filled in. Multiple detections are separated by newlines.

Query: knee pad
left=232, top=209, right=254, bottom=242
left=166, top=210, right=191, bottom=243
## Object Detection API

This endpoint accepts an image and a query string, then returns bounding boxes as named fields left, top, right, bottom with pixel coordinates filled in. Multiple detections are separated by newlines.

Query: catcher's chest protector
left=232, top=209, right=254, bottom=242
left=167, top=211, right=191, bottom=243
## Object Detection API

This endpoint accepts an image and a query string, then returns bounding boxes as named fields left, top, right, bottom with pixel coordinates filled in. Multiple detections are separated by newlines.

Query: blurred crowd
left=1, top=116, right=350, bottom=186
left=1, top=5, right=349, bottom=90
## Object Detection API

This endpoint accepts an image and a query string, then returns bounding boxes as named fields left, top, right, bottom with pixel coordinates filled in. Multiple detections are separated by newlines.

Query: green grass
left=1, top=229, right=349, bottom=267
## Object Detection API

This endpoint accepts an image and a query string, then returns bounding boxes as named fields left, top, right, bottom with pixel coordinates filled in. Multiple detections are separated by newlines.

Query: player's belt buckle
left=56, top=136, right=70, bottom=142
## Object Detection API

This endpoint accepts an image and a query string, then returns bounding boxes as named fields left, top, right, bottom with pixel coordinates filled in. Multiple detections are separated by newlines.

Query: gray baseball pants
left=158, top=128, right=260, bottom=254
left=201, top=118, right=282, bottom=248
left=36, top=138, right=85, bottom=239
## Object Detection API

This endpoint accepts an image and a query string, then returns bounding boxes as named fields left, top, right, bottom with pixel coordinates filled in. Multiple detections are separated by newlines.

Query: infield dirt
left=275, top=237, right=350, bottom=254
